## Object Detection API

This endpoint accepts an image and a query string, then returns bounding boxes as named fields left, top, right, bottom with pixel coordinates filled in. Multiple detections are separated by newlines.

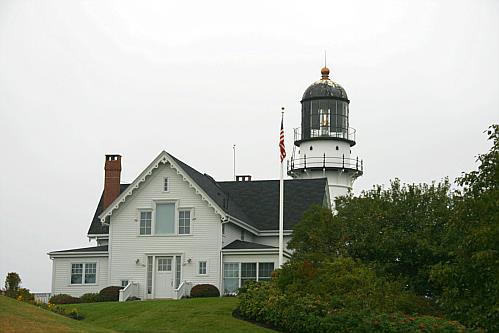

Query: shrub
left=49, top=294, right=81, bottom=304
left=190, top=284, right=220, bottom=297
left=80, top=293, right=102, bottom=303
left=238, top=282, right=475, bottom=333
left=99, top=286, right=122, bottom=302
left=16, top=288, right=34, bottom=302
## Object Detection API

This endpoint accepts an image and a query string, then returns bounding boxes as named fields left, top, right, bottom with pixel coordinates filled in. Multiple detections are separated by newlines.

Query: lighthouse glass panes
left=304, top=100, right=349, bottom=140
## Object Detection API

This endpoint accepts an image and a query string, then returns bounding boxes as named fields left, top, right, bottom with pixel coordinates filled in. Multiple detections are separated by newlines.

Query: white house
left=48, top=66, right=362, bottom=300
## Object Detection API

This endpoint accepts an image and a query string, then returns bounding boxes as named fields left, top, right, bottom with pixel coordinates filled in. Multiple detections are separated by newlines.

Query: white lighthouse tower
left=288, top=66, right=363, bottom=206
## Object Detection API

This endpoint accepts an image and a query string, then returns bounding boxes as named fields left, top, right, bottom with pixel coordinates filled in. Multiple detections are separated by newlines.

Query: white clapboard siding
left=51, top=256, right=109, bottom=297
left=108, top=162, right=222, bottom=299
left=222, top=222, right=254, bottom=246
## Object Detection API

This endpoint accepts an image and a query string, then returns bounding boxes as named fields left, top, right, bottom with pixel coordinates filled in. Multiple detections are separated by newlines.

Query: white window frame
left=138, top=209, right=153, bottom=236
left=153, top=200, right=178, bottom=236
left=157, top=257, right=173, bottom=272
left=70, top=262, right=97, bottom=285
left=178, top=208, right=193, bottom=235
left=163, top=177, right=169, bottom=192
left=121, top=280, right=129, bottom=287
left=198, top=260, right=208, bottom=275
left=222, top=261, right=276, bottom=294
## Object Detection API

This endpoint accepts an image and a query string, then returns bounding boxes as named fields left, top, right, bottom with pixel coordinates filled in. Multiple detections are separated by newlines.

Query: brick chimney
left=103, top=154, right=122, bottom=209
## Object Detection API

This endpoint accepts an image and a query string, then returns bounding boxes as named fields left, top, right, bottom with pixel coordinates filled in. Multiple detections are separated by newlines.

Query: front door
left=155, top=256, right=173, bottom=298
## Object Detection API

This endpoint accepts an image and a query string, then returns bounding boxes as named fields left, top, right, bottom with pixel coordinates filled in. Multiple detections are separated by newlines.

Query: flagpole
left=279, top=109, right=285, bottom=267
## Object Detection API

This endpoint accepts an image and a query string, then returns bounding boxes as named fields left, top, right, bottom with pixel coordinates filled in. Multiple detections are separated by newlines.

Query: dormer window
left=163, top=177, right=169, bottom=192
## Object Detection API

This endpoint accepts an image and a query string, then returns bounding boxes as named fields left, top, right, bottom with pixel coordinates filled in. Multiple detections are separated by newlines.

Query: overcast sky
left=0, top=0, right=497, bottom=292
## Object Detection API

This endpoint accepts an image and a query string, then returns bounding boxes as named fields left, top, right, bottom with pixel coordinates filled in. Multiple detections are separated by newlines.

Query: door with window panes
left=155, top=257, right=174, bottom=298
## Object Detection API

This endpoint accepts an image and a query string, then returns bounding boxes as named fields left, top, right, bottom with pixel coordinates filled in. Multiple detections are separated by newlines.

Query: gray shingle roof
left=223, top=240, right=276, bottom=250
left=218, top=178, right=327, bottom=230
left=88, top=154, right=327, bottom=236
left=49, top=245, right=108, bottom=254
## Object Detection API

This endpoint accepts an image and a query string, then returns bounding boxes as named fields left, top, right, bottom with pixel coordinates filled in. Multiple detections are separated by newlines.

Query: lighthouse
left=287, top=66, right=363, bottom=206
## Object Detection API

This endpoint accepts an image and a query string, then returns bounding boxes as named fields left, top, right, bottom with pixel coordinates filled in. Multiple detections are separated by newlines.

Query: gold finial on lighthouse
left=321, top=66, right=330, bottom=80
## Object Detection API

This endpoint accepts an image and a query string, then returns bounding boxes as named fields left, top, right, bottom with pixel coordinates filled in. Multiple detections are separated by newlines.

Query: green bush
left=238, top=281, right=475, bottom=333
left=237, top=257, right=476, bottom=333
left=190, top=284, right=220, bottom=297
left=49, top=294, right=81, bottom=304
left=17, top=288, right=34, bottom=302
left=80, top=293, right=102, bottom=303
left=99, top=286, right=122, bottom=302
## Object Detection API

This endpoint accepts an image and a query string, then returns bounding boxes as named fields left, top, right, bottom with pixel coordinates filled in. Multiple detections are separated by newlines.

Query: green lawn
left=1, top=295, right=274, bottom=333
left=0, top=295, right=114, bottom=333
left=63, top=297, right=274, bottom=333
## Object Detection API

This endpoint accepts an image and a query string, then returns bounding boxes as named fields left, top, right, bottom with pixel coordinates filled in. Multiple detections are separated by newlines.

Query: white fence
left=33, top=293, right=51, bottom=303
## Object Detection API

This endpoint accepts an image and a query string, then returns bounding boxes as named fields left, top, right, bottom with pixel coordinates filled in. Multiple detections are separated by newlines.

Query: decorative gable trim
left=98, top=151, right=227, bottom=223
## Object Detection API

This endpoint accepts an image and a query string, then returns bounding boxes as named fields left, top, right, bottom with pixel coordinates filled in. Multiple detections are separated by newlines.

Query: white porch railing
left=173, top=281, right=192, bottom=299
left=119, top=282, right=139, bottom=302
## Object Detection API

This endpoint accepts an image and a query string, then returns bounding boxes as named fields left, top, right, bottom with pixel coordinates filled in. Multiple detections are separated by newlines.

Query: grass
left=0, top=295, right=114, bottom=333
left=62, top=297, right=275, bottom=333
left=1, top=295, right=273, bottom=333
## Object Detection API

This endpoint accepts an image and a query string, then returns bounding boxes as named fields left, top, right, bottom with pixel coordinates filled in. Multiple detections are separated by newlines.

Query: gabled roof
left=88, top=151, right=328, bottom=237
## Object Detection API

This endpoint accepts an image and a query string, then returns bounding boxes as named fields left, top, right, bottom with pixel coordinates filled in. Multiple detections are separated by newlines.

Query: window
left=319, top=108, right=330, bottom=136
left=198, top=261, right=207, bottom=275
left=222, top=262, right=276, bottom=294
left=84, top=263, right=96, bottom=283
left=147, top=256, right=153, bottom=294
left=178, top=210, right=191, bottom=234
left=140, top=211, right=152, bottom=235
left=155, top=203, right=175, bottom=234
left=241, top=263, right=257, bottom=286
left=121, top=280, right=129, bottom=287
left=240, top=230, right=245, bottom=241
left=258, top=263, right=274, bottom=281
left=223, top=263, right=239, bottom=294
left=163, top=177, right=169, bottom=192
left=71, top=263, right=96, bottom=284
left=175, top=256, right=181, bottom=288
left=71, top=264, right=83, bottom=284
left=158, top=258, right=172, bottom=271
left=222, top=224, right=225, bottom=235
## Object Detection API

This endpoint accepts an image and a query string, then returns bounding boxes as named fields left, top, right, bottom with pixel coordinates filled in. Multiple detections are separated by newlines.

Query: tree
left=290, top=179, right=453, bottom=297
left=5, top=272, right=21, bottom=298
left=430, top=125, right=499, bottom=331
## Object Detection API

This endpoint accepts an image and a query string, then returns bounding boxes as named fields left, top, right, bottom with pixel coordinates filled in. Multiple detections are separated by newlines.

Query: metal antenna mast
left=233, top=144, right=236, bottom=181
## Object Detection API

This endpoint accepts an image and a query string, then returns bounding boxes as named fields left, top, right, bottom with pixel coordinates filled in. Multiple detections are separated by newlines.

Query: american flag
left=279, top=115, right=286, bottom=162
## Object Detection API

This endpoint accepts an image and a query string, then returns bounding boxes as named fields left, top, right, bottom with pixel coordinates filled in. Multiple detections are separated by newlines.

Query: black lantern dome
left=297, top=66, right=355, bottom=146
left=302, top=67, right=348, bottom=101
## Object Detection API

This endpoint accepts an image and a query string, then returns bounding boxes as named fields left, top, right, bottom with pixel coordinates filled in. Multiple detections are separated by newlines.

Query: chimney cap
left=105, top=154, right=122, bottom=161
